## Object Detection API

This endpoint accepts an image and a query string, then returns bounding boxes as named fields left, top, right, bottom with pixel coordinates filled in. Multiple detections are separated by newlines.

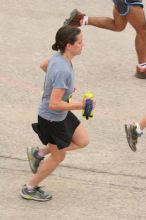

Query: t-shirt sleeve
left=52, top=70, right=70, bottom=89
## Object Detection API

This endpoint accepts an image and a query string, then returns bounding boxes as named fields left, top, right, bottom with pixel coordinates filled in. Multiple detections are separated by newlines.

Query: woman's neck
left=63, top=51, right=74, bottom=62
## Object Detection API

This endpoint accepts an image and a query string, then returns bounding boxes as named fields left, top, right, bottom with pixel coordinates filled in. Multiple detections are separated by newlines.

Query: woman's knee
left=52, top=150, right=66, bottom=163
left=78, top=137, right=90, bottom=148
left=114, top=23, right=126, bottom=32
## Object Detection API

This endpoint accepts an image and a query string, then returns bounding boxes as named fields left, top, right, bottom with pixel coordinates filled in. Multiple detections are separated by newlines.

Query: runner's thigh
left=126, top=6, right=146, bottom=30
left=72, top=123, right=89, bottom=146
left=113, top=6, right=128, bottom=30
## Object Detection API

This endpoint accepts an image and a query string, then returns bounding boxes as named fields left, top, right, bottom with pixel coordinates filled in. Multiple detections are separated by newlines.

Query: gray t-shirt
left=38, top=52, right=74, bottom=121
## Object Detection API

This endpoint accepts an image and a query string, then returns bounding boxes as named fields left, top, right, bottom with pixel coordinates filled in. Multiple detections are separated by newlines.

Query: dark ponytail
left=52, top=42, right=59, bottom=51
left=52, top=25, right=81, bottom=53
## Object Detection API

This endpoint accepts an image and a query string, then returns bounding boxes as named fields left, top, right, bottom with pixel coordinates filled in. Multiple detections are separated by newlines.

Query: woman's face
left=68, top=32, right=84, bottom=56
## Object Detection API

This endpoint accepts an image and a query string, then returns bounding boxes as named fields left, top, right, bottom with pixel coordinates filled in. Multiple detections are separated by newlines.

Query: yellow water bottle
left=82, top=92, right=94, bottom=119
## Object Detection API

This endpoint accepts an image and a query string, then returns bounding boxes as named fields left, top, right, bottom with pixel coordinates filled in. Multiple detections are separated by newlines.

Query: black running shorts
left=32, top=111, right=80, bottom=150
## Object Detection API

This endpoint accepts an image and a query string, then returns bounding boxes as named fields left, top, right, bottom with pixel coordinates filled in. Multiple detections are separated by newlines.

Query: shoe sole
left=135, top=72, right=146, bottom=79
left=20, top=192, right=52, bottom=202
left=124, top=124, right=136, bottom=152
left=27, top=147, right=36, bottom=174
left=64, top=9, right=78, bottom=25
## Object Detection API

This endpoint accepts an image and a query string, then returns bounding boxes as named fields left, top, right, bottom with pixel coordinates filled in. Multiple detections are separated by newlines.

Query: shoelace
left=34, top=186, right=45, bottom=194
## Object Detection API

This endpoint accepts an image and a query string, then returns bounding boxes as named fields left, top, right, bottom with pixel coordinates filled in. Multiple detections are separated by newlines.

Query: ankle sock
left=135, top=123, right=143, bottom=135
left=82, top=16, right=88, bottom=25
left=34, top=150, right=44, bottom=159
left=37, top=150, right=45, bottom=158
left=26, top=184, right=34, bottom=191
left=137, top=62, right=146, bottom=67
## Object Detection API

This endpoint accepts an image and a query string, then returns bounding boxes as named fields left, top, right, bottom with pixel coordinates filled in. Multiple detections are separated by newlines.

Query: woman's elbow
left=40, top=59, right=49, bottom=72
left=40, top=63, right=43, bottom=69
left=40, top=64, right=46, bottom=72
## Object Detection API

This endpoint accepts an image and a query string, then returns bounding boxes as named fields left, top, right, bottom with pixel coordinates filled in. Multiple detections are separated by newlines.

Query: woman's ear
left=66, top=43, right=72, bottom=50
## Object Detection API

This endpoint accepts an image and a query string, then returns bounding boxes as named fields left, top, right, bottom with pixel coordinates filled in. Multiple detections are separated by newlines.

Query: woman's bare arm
left=49, top=88, right=84, bottom=111
left=40, top=58, right=49, bottom=72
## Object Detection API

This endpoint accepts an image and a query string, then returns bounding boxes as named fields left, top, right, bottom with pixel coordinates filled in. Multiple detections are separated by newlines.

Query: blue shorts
left=113, top=0, right=144, bottom=16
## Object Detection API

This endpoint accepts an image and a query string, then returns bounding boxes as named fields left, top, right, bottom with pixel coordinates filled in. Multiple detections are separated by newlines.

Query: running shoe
left=20, top=185, right=52, bottom=202
left=27, top=146, right=44, bottom=174
left=64, top=9, right=85, bottom=26
left=135, top=72, right=146, bottom=79
left=135, top=65, right=146, bottom=79
left=125, top=123, right=139, bottom=152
